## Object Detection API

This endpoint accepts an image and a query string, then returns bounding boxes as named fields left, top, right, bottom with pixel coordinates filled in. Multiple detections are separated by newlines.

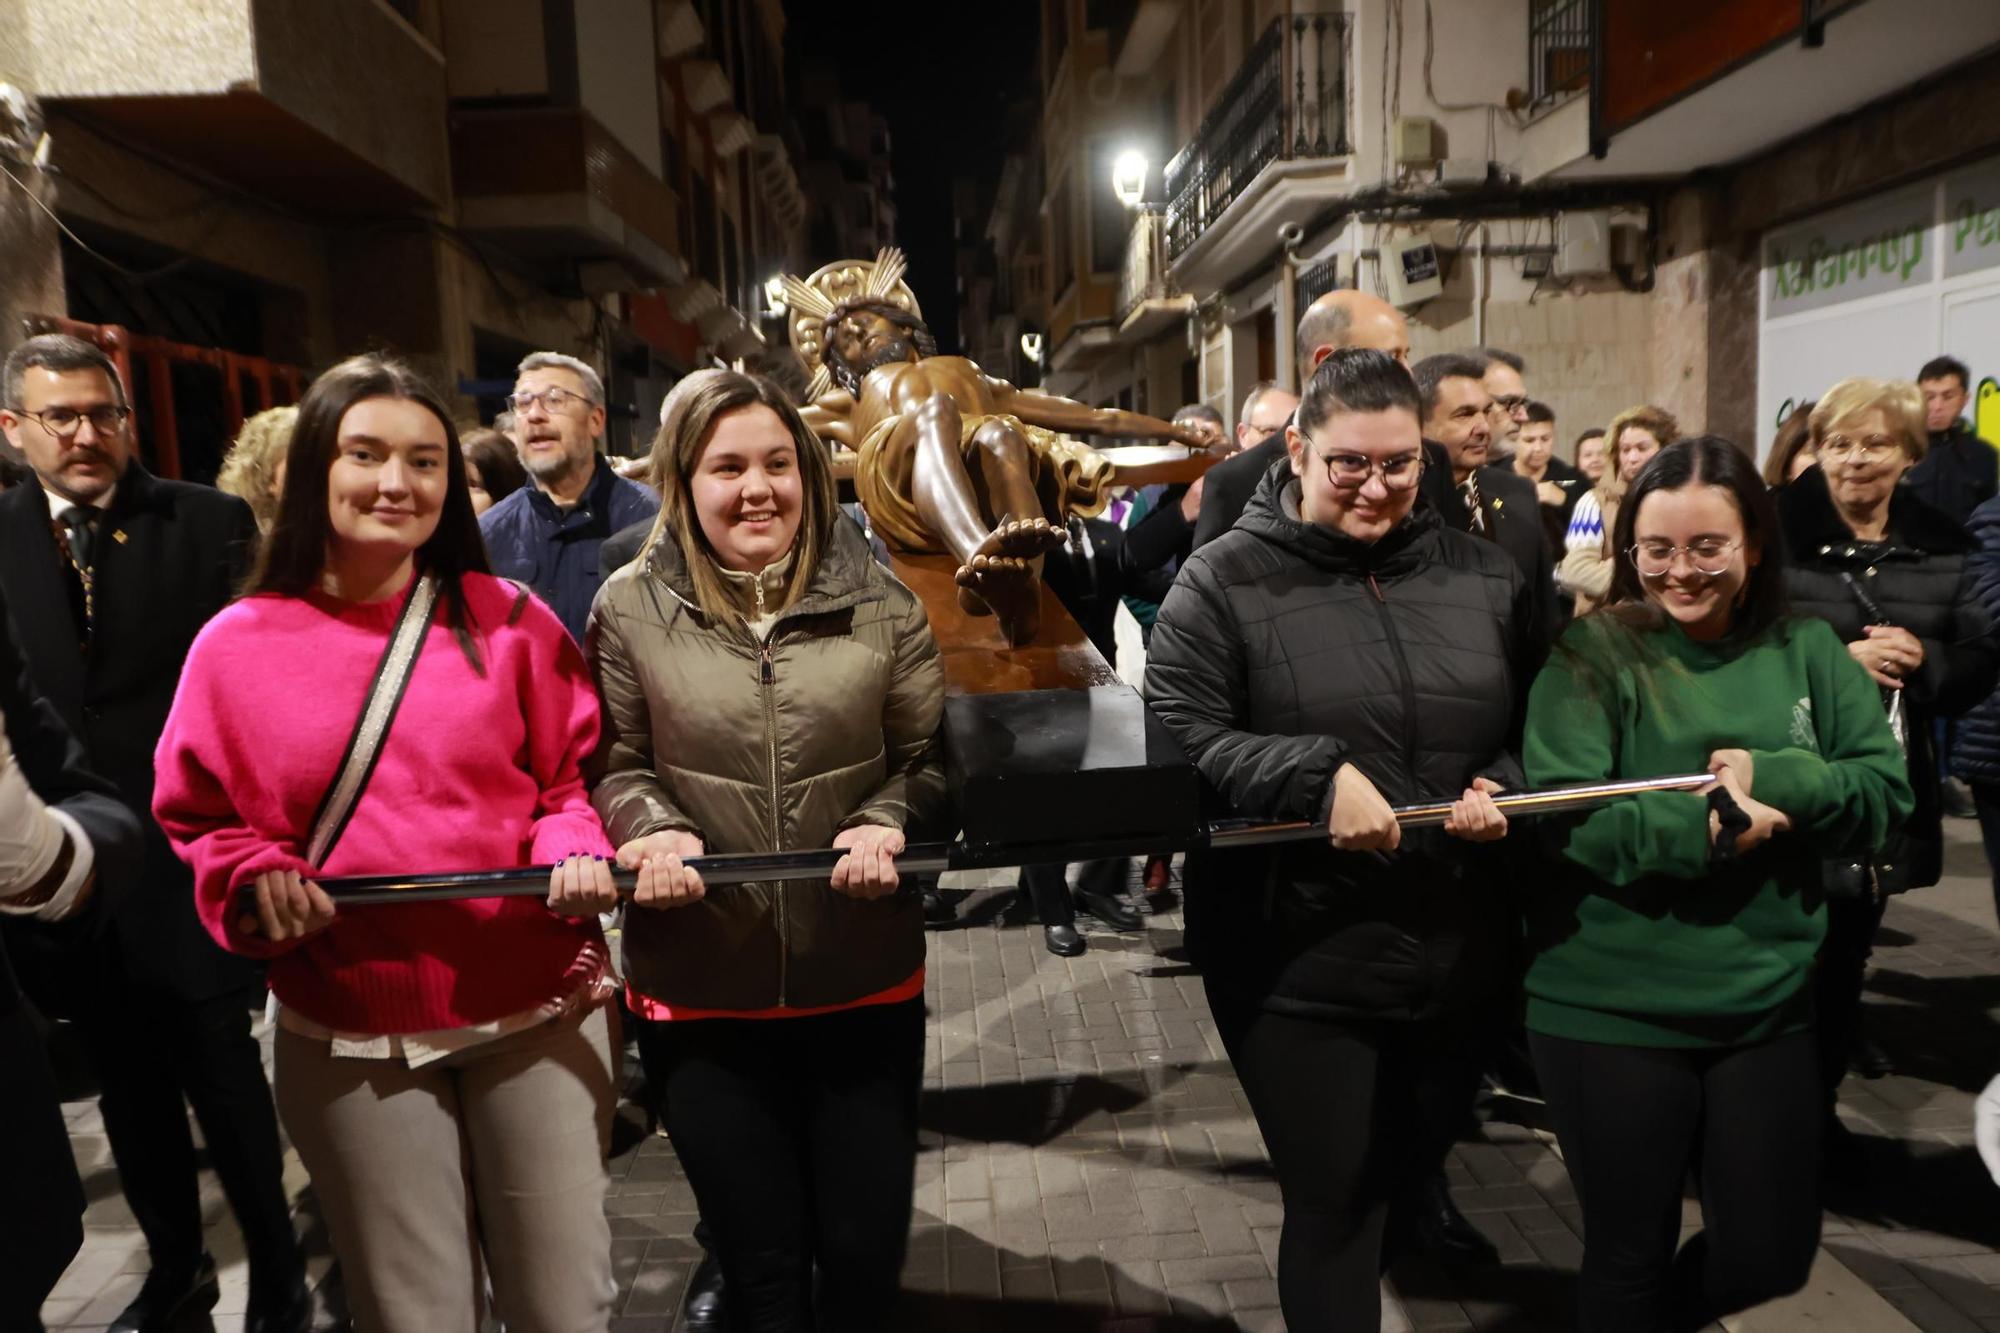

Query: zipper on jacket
left=760, top=639, right=787, bottom=1006
left=1369, top=571, right=1435, bottom=1012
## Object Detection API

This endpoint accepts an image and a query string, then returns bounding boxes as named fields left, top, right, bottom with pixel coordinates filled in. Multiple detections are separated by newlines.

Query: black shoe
left=110, top=1252, right=221, bottom=1333
left=684, top=1251, right=727, bottom=1331
left=1850, top=1032, right=1894, bottom=1079
left=923, top=888, right=956, bottom=924
left=1074, top=889, right=1142, bottom=932
left=246, top=1273, right=314, bottom=1333
left=1412, top=1174, right=1499, bottom=1267
left=1044, top=923, right=1085, bottom=956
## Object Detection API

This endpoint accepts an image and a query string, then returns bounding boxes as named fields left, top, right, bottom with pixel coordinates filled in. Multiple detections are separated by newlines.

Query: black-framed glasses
left=1489, top=394, right=1528, bottom=415
left=1628, top=539, right=1741, bottom=578
left=1321, top=451, right=1424, bottom=491
left=10, top=405, right=131, bottom=439
left=508, top=387, right=594, bottom=414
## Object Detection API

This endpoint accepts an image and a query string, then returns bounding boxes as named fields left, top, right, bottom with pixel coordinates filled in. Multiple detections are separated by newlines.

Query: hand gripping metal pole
left=305, top=774, right=1714, bottom=908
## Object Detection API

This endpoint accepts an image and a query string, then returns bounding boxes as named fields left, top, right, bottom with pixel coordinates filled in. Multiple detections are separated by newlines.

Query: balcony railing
left=1163, top=11, right=1350, bottom=261
left=1529, top=0, right=1593, bottom=106
left=1294, top=258, right=1341, bottom=315
left=1117, top=209, right=1170, bottom=324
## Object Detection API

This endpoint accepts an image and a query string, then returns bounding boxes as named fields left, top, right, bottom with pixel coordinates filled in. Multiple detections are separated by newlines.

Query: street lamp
left=763, top=273, right=787, bottom=315
left=1111, top=149, right=1148, bottom=210
left=1019, top=332, right=1043, bottom=364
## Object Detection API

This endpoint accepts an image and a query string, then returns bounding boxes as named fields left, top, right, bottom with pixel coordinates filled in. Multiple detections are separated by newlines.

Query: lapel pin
left=113, top=529, right=129, bottom=544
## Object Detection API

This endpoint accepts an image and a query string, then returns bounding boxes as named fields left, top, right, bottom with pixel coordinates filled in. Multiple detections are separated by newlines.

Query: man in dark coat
left=1413, top=353, right=1557, bottom=646
left=0, top=334, right=307, bottom=1333
left=0, top=580, right=144, bottom=1332
left=1906, top=354, right=1997, bottom=526
left=1194, top=290, right=1411, bottom=548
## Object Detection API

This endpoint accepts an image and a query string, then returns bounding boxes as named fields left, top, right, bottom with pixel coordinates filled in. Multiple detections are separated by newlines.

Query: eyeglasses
left=10, top=405, right=131, bottom=439
left=1321, top=452, right=1424, bottom=491
left=508, top=387, right=595, bottom=415
left=1629, top=539, right=1741, bottom=578
left=1489, top=394, right=1528, bottom=416
left=1817, top=434, right=1901, bottom=463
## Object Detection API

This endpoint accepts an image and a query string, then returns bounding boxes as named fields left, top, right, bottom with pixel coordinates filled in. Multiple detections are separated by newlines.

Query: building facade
left=983, top=0, right=2000, bottom=459
left=0, top=0, right=856, bottom=476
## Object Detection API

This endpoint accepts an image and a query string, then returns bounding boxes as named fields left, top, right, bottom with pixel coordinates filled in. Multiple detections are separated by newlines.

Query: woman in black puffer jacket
left=1952, top=492, right=2000, bottom=924
left=1777, top=377, right=1997, bottom=1150
left=1145, top=350, right=1538, bottom=1333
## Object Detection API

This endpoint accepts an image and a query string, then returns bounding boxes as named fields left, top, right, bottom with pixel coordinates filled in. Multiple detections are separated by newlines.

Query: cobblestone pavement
left=39, top=826, right=2000, bottom=1331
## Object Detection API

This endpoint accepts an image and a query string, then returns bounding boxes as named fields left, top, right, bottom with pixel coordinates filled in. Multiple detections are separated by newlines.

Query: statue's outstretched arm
left=992, top=378, right=1212, bottom=448
left=801, top=391, right=857, bottom=449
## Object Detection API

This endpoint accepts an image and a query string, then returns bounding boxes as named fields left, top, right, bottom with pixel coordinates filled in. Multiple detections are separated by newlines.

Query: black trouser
left=71, top=973, right=302, bottom=1294
left=0, top=1002, right=83, bottom=1332
left=1971, top=780, right=2000, bottom=925
left=1531, top=1029, right=1821, bottom=1332
left=644, top=999, right=925, bottom=1333
left=1205, top=978, right=1488, bottom=1333
left=1813, top=892, right=1888, bottom=1106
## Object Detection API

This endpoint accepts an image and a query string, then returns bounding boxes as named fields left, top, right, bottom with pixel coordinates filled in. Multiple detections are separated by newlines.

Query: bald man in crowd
left=1192, top=289, right=1413, bottom=548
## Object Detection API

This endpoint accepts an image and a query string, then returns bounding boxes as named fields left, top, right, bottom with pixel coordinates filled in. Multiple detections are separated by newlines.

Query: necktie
left=1460, top=474, right=1487, bottom=536
left=61, top=503, right=99, bottom=571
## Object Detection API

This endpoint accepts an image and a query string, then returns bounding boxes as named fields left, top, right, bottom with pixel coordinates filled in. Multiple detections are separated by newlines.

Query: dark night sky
left=782, top=5, right=1041, bottom=354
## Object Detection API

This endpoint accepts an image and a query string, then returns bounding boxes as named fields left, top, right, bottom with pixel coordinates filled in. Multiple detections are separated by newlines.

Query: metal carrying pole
left=307, top=774, right=1713, bottom=908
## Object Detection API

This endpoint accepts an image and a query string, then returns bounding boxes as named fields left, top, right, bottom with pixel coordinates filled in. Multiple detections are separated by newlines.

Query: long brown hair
left=642, top=370, right=840, bottom=626
left=251, top=353, right=491, bottom=663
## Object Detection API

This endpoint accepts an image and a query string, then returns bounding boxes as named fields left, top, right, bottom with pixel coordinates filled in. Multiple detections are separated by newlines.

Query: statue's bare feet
left=973, top=516, right=1066, bottom=564
left=954, top=554, right=1042, bottom=645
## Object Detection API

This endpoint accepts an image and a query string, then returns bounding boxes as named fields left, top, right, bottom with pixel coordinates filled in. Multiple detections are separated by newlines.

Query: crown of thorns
left=780, top=247, right=923, bottom=400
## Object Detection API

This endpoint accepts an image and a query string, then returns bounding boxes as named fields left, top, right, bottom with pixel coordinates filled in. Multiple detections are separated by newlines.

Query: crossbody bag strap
left=304, top=573, right=441, bottom=869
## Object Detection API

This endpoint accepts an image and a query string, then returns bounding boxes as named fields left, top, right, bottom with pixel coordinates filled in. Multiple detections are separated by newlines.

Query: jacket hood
left=644, top=511, right=885, bottom=623
left=1236, top=451, right=1442, bottom=576
left=1779, top=464, right=1974, bottom=559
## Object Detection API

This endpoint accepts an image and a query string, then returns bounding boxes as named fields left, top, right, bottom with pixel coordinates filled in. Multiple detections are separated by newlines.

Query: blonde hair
left=216, top=404, right=298, bottom=532
left=1809, top=377, right=1927, bottom=463
left=643, top=370, right=840, bottom=626
left=1594, top=403, right=1682, bottom=505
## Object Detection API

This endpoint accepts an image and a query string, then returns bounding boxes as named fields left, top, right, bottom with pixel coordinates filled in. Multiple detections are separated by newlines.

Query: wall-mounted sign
left=1763, top=183, right=1933, bottom=318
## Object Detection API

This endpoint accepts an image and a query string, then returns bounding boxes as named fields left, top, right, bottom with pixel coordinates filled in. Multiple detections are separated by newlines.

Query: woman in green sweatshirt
left=1523, top=437, right=1911, bottom=1333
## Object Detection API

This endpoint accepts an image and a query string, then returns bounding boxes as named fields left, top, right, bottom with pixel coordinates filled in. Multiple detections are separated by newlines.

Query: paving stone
left=44, top=856, right=2000, bottom=1330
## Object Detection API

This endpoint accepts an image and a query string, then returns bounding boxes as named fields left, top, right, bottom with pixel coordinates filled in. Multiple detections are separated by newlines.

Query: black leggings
left=641, top=999, right=925, bottom=1333
left=1207, top=980, right=1487, bottom=1333
left=1530, top=1028, right=1822, bottom=1332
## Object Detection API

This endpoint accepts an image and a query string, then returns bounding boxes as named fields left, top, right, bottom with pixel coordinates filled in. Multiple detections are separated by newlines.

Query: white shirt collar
left=40, top=481, right=115, bottom=521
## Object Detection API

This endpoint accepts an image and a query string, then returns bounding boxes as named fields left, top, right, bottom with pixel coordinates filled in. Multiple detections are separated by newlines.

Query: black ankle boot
left=1412, top=1172, right=1498, bottom=1267
left=684, top=1250, right=727, bottom=1330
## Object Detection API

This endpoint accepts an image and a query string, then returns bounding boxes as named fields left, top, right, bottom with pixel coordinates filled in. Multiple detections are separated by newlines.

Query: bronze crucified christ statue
left=784, top=254, right=1214, bottom=645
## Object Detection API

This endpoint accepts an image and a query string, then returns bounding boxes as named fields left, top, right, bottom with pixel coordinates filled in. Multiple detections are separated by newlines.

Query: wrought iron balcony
left=1529, top=0, right=1592, bottom=107
left=1116, top=208, right=1168, bottom=325
left=1162, top=11, right=1350, bottom=262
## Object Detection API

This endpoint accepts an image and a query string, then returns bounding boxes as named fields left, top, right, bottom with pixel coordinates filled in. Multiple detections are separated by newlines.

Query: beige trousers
left=275, top=1002, right=619, bottom=1333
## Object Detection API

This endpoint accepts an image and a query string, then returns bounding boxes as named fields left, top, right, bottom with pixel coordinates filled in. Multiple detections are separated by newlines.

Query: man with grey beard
left=479, top=351, right=658, bottom=642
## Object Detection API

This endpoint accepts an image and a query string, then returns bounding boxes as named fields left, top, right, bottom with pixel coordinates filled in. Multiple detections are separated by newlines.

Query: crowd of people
left=0, top=298, right=1998, bottom=1333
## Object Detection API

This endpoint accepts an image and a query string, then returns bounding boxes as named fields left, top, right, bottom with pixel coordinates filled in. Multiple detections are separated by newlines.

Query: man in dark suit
left=1412, top=352, right=1556, bottom=645
left=0, top=335, right=307, bottom=1333
left=0, top=578, right=145, bottom=1332
left=1194, top=289, right=1412, bottom=548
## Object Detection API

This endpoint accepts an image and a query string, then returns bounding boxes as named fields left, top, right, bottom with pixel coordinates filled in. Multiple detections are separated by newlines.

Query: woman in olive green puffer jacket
left=585, top=368, right=945, bottom=1328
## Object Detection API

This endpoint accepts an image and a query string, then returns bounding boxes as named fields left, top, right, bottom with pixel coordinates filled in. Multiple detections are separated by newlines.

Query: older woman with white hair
left=1777, top=376, right=1999, bottom=1166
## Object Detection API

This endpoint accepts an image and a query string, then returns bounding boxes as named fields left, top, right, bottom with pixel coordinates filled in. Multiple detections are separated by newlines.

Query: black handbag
left=1822, top=571, right=1918, bottom=900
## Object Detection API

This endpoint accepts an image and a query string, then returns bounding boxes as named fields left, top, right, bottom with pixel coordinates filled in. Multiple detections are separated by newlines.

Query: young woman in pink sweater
left=154, top=354, right=623, bottom=1333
